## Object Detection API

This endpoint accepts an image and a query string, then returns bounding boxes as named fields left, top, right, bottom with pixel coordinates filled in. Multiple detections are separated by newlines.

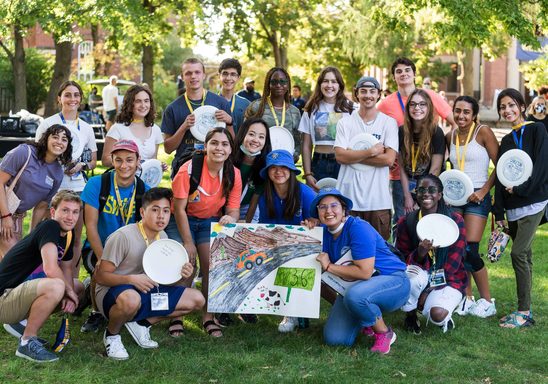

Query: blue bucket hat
left=309, top=187, right=353, bottom=219
left=260, top=149, right=300, bottom=179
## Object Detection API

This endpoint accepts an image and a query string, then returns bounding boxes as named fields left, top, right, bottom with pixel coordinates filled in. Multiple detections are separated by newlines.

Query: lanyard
left=397, top=92, right=405, bottom=113
left=218, top=92, right=236, bottom=113
left=59, top=112, right=80, bottom=131
left=418, top=210, right=435, bottom=266
left=455, top=122, right=475, bottom=171
left=411, top=144, right=420, bottom=173
left=113, top=175, right=137, bottom=225
left=62, top=231, right=72, bottom=258
left=511, top=121, right=533, bottom=149
left=184, top=90, right=206, bottom=113
left=267, top=97, right=286, bottom=127
left=137, top=221, right=160, bottom=247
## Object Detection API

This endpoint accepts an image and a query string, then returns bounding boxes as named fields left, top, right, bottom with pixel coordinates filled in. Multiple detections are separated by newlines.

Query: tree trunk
left=91, top=23, right=101, bottom=75
left=13, top=24, right=27, bottom=112
left=142, top=44, right=154, bottom=91
left=270, top=31, right=282, bottom=68
left=45, top=40, right=73, bottom=116
left=457, top=49, right=474, bottom=96
left=280, top=47, right=288, bottom=69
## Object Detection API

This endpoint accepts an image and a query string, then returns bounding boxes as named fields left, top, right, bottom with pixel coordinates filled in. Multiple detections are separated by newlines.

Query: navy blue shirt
left=237, top=89, right=261, bottom=103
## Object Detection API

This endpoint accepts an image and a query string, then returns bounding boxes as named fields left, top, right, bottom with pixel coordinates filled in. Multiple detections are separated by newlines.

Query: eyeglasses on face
left=270, top=79, right=289, bottom=86
left=220, top=71, right=239, bottom=78
left=317, top=202, right=342, bottom=212
left=409, top=102, right=428, bottom=110
left=416, top=186, right=439, bottom=195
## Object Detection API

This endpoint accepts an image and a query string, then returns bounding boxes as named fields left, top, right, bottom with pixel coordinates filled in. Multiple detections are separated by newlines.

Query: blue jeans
left=311, top=153, right=340, bottom=180
left=323, top=270, right=410, bottom=346
left=165, top=215, right=183, bottom=243
left=391, top=180, right=405, bottom=225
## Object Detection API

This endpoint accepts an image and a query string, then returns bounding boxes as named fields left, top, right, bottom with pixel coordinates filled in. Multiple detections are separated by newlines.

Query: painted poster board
left=320, top=250, right=358, bottom=296
left=208, top=223, right=323, bottom=318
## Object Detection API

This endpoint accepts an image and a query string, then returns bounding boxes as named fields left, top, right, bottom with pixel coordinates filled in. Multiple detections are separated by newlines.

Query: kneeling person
left=94, top=188, right=205, bottom=360
left=0, top=191, right=81, bottom=363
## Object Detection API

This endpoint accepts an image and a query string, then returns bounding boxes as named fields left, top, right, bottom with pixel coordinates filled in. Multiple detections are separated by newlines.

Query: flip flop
left=203, top=320, right=223, bottom=338
left=168, top=319, right=184, bottom=338
left=499, top=312, right=535, bottom=329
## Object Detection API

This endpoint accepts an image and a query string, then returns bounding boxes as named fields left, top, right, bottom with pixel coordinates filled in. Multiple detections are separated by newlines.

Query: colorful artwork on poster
left=208, top=223, right=323, bottom=318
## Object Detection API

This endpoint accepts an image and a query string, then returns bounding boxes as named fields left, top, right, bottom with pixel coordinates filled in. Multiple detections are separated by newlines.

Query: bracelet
left=1, top=213, right=13, bottom=219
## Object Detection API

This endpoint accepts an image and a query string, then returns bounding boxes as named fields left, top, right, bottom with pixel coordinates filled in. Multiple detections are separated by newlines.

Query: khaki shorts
left=0, top=279, right=42, bottom=324
left=350, top=209, right=392, bottom=240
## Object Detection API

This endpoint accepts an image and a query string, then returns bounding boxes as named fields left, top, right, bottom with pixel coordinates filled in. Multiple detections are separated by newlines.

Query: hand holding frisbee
left=143, top=239, right=189, bottom=284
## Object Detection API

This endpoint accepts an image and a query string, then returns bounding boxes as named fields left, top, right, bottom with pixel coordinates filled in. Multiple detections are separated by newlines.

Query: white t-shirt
left=36, top=114, right=97, bottom=192
left=102, top=84, right=119, bottom=112
left=297, top=101, right=350, bottom=146
left=334, top=109, right=398, bottom=211
left=107, top=123, right=164, bottom=161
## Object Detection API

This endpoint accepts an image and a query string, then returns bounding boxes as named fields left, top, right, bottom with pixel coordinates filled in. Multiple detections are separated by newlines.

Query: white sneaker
left=278, top=317, right=298, bottom=333
left=469, top=298, right=496, bottom=318
left=103, top=332, right=129, bottom=360
left=124, top=322, right=158, bottom=349
left=455, top=296, right=475, bottom=316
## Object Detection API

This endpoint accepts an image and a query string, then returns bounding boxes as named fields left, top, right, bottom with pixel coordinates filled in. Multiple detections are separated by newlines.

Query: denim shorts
left=311, top=153, right=340, bottom=180
left=188, top=216, right=220, bottom=245
left=452, top=190, right=492, bottom=218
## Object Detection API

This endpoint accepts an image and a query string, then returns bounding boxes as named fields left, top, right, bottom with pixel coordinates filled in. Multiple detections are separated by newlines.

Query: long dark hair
left=116, top=84, right=156, bottom=127
left=401, top=89, right=437, bottom=168
left=416, top=174, right=452, bottom=269
left=245, top=67, right=291, bottom=120
left=304, top=66, right=353, bottom=117
left=264, top=167, right=301, bottom=220
left=453, top=95, right=479, bottom=124
left=233, top=117, right=272, bottom=188
left=32, top=124, right=73, bottom=165
left=496, top=88, right=526, bottom=121
left=204, top=127, right=235, bottom=200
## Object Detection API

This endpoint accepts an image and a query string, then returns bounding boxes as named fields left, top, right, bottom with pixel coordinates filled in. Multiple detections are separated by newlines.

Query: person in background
left=102, top=75, right=119, bottom=132
left=299, top=66, right=353, bottom=191
left=291, top=85, right=306, bottom=114
left=494, top=88, right=548, bottom=329
left=422, top=77, right=432, bottom=90
left=526, top=96, right=547, bottom=132
left=237, top=77, right=261, bottom=102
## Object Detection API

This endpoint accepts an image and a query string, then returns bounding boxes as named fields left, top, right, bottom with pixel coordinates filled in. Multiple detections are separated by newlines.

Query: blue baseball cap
left=355, top=76, right=381, bottom=90
left=309, top=187, right=353, bottom=219
left=259, top=149, right=300, bottom=179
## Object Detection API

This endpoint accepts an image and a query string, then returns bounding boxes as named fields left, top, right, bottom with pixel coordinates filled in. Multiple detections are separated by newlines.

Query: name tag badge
left=151, top=292, right=169, bottom=311
left=194, top=142, right=205, bottom=150
left=408, top=178, right=417, bottom=193
left=45, top=175, right=54, bottom=187
left=429, top=269, right=447, bottom=287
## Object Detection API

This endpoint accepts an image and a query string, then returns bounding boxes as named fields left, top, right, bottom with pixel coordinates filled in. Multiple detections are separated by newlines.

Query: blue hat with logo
left=259, top=149, right=300, bottom=179
left=309, top=187, right=353, bottom=219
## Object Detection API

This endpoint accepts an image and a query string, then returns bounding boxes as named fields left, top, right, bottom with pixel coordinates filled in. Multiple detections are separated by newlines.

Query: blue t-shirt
left=160, top=91, right=232, bottom=158
left=81, top=173, right=150, bottom=245
left=322, top=216, right=406, bottom=275
left=258, top=182, right=316, bottom=225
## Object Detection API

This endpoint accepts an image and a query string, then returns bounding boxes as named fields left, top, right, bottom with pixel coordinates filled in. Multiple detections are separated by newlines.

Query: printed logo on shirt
left=295, top=208, right=302, bottom=218
left=45, top=175, right=54, bottom=187
left=103, top=195, right=136, bottom=217
left=189, top=190, right=201, bottom=203
left=314, top=112, right=341, bottom=142
left=371, top=133, right=381, bottom=141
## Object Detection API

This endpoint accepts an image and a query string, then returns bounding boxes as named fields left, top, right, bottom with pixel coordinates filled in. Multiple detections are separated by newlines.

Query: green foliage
left=159, top=32, right=195, bottom=77
left=520, top=49, right=548, bottom=91
left=153, top=67, right=178, bottom=119
left=0, top=48, right=53, bottom=113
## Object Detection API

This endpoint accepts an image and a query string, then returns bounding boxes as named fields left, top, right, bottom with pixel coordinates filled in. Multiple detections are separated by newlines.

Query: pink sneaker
left=370, top=327, right=396, bottom=354
left=361, top=326, right=375, bottom=337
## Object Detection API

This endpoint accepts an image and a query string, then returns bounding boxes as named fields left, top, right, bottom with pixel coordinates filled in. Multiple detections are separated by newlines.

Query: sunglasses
left=416, top=186, right=439, bottom=195
left=270, top=79, right=289, bottom=86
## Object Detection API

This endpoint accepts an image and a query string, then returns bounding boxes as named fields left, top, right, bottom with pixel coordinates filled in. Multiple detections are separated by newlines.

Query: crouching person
left=0, top=190, right=81, bottom=362
left=94, top=188, right=204, bottom=360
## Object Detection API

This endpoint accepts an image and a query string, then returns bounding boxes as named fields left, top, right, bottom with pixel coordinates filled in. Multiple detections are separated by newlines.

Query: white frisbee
left=348, top=133, right=380, bottom=172
left=316, top=177, right=337, bottom=190
left=496, top=149, right=533, bottom=188
left=190, top=105, right=226, bottom=142
left=142, top=239, right=189, bottom=284
left=416, top=213, right=459, bottom=248
left=439, top=169, right=474, bottom=206
left=269, top=126, right=295, bottom=153
left=140, top=159, right=163, bottom=187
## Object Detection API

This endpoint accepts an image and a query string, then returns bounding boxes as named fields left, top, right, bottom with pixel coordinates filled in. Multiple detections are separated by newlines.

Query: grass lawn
left=0, top=148, right=546, bottom=383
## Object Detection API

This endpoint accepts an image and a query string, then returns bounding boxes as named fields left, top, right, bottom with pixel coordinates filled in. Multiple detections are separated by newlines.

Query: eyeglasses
left=409, top=102, right=428, bottom=110
left=270, top=79, right=289, bottom=86
left=416, top=186, right=439, bottom=195
left=220, top=71, right=239, bottom=79
left=317, top=202, right=342, bottom=212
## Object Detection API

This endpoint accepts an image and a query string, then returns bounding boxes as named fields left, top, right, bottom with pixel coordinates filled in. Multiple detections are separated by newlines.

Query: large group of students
left=0, top=56, right=546, bottom=363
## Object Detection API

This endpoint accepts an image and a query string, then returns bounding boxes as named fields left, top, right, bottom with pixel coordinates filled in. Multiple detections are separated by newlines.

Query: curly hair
left=245, top=67, right=291, bottom=120
left=303, top=66, right=353, bottom=117
left=204, top=127, right=236, bottom=200
left=401, top=89, right=437, bottom=171
left=115, top=84, right=156, bottom=127
left=32, top=124, right=73, bottom=165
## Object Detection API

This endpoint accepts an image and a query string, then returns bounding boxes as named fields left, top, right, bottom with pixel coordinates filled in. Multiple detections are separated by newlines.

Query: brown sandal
left=168, top=319, right=184, bottom=338
left=203, top=320, right=223, bottom=338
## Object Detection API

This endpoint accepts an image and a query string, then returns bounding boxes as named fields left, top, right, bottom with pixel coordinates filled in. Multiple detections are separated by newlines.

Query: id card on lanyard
left=137, top=221, right=167, bottom=310
left=418, top=211, right=446, bottom=287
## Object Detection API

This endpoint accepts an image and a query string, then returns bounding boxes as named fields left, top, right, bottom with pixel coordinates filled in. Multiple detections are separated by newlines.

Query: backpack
left=171, top=148, right=235, bottom=197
